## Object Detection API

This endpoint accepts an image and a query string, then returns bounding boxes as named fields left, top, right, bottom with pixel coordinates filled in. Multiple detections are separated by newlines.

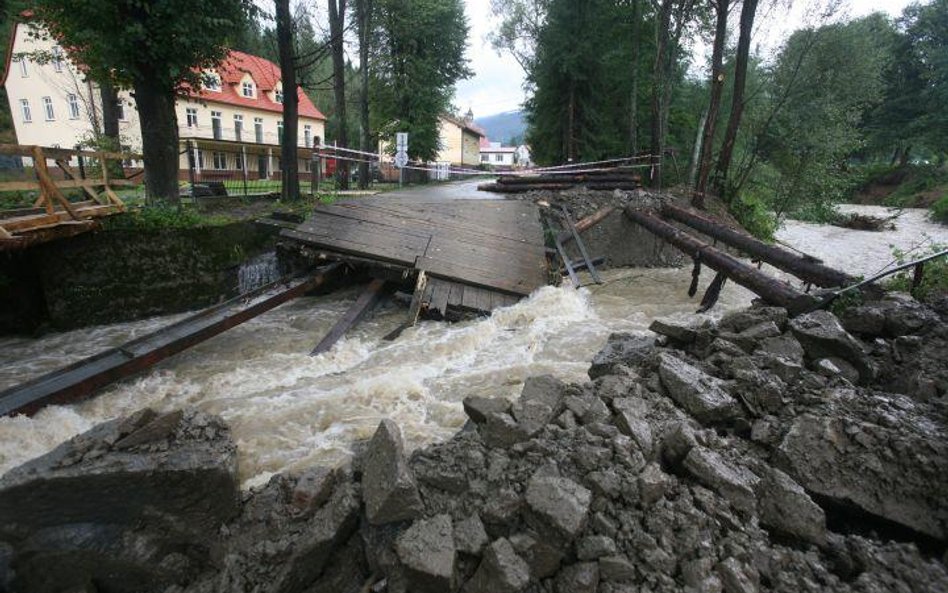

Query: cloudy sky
left=454, top=0, right=919, bottom=119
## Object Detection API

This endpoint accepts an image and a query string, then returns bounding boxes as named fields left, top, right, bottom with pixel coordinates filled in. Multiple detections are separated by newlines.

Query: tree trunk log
left=329, top=0, right=350, bottom=190
left=132, top=81, right=179, bottom=205
left=693, top=0, right=730, bottom=208
left=661, top=202, right=856, bottom=287
left=356, top=0, right=372, bottom=190
left=624, top=206, right=817, bottom=314
left=276, top=0, right=300, bottom=200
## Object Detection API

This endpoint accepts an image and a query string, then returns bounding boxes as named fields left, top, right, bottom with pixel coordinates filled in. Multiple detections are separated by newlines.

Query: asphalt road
left=376, top=177, right=504, bottom=201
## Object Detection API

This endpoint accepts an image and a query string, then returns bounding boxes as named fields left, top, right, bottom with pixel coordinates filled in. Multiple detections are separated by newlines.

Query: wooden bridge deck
left=281, top=196, right=550, bottom=313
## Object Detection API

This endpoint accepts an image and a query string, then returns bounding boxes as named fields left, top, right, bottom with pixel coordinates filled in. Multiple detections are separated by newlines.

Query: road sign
left=394, top=151, right=409, bottom=168
left=396, top=132, right=409, bottom=151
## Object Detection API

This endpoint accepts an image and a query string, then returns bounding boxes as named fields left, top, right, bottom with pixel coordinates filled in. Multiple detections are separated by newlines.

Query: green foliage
left=102, top=205, right=230, bottom=231
left=930, top=195, right=948, bottom=223
left=885, top=244, right=948, bottom=301
left=728, top=191, right=777, bottom=241
left=369, top=0, right=472, bottom=162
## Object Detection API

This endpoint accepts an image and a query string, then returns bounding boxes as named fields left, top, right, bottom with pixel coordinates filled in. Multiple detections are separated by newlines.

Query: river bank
left=1, top=293, right=945, bottom=592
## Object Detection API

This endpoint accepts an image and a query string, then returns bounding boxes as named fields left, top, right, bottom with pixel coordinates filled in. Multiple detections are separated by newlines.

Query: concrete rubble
left=1, top=293, right=947, bottom=592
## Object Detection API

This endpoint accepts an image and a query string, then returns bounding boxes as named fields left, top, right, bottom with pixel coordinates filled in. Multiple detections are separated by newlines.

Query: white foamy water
left=1, top=205, right=944, bottom=487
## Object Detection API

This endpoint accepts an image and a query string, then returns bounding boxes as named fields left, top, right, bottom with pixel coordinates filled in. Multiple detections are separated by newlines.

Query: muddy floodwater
left=1, top=205, right=945, bottom=487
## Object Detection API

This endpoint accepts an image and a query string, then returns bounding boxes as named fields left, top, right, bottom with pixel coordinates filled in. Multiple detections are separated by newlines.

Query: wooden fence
left=0, top=144, right=141, bottom=249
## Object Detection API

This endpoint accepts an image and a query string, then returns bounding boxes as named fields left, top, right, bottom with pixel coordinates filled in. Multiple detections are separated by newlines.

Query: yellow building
left=2, top=20, right=326, bottom=176
left=435, top=112, right=485, bottom=167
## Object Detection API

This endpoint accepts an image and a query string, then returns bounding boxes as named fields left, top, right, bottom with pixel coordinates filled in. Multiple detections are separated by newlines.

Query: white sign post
left=394, top=133, right=409, bottom=187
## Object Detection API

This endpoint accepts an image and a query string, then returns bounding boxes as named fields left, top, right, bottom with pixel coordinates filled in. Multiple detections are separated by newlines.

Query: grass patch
left=102, top=204, right=234, bottom=230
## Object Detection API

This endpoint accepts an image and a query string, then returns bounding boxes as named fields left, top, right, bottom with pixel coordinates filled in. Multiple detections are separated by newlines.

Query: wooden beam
left=55, top=158, right=101, bottom=202
left=0, top=264, right=342, bottom=417
left=384, top=271, right=428, bottom=341
left=661, top=203, right=856, bottom=288
left=310, top=278, right=386, bottom=355
left=625, top=206, right=817, bottom=314
left=556, top=205, right=615, bottom=244
left=559, top=205, right=602, bottom=284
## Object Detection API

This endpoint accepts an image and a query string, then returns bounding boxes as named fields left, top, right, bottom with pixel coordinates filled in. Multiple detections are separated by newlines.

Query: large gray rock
left=611, top=397, right=653, bottom=456
left=588, top=333, right=654, bottom=379
left=396, top=514, right=456, bottom=593
left=0, top=408, right=238, bottom=593
left=658, top=353, right=739, bottom=424
left=682, top=447, right=759, bottom=515
left=463, top=396, right=511, bottom=424
left=755, top=466, right=826, bottom=546
left=576, top=535, right=617, bottom=560
left=649, top=317, right=699, bottom=343
left=509, top=532, right=563, bottom=579
left=463, top=538, right=531, bottom=593
left=720, top=307, right=788, bottom=333
left=524, top=474, right=592, bottom=543
left=777, top=412, right=948, bottom=541
left=362, top=419, right=424, bottom=525
left=756, top=335, right=805, bottom=364
left=638, top=463, right=672, bottom=505
left=454, top=514, right=489, bottom=556
left=789, top=310, right=873, bottom=383
left=556, top=562, right=599, bottom=593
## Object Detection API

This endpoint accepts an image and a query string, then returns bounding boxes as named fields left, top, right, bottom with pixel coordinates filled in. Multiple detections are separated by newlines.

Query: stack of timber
left=479, top=168, right=643, bottom=194
left=0, top=144, right=137, bottom=250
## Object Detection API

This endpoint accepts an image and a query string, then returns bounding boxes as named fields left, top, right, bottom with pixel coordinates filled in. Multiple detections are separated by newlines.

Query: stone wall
left=0, top=221, right=280, bottom=334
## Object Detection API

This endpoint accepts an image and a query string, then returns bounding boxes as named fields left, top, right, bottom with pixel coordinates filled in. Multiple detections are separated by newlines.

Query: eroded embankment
left=1, top=294, right=946, bottom=593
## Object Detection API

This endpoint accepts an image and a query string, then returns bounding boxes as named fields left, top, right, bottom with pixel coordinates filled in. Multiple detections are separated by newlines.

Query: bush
left=102, top=204, right=222, bottom=230
left=931, top=195, right=948, bottom=224
left=885, top=244, right=948, bottom=301
left=729, top=191, right=778, bottom=241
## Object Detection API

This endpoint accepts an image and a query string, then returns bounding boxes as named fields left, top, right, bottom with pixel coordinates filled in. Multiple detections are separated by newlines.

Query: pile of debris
left=479, top=169, right=643, bottom=194
left=831, top=212, right=899, bottom=232
left=1, top=294, right=947, bottom=593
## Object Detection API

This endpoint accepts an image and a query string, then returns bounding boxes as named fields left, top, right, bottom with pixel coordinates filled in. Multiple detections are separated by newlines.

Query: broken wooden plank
left=384, top=271, right=428, bottom=341
left=661, top=203, right=856, bottom=288
left=310, top=278, right=387, bottom=356
left=560, top=205, right=602, bottom=284
left=625, top=206, right=817, bottom=314
left=0, top=264, right=343, bottom=417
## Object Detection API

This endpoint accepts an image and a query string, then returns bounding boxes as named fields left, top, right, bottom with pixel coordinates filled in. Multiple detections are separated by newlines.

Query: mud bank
left=1, top=294, right=947, bottom=593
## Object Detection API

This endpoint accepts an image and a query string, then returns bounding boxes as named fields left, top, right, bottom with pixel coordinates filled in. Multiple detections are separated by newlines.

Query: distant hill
left=476, top=110, right=526, bottom=146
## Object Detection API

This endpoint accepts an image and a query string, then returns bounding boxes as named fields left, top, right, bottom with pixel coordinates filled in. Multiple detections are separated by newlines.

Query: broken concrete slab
left=658, top=353, right=739, bottom=424
left=463, top=538, right=531, bottom=593
left=682, top=447, right=759, bottom=516
left=755, top=466, right=827, bottom=546
left=362, top=419, right=424, bottom=525
left=789, top=310, right=873, bottom=383
left=524, top=473, right=592, bottom=543
left=395, top=514, right=456, bottom=593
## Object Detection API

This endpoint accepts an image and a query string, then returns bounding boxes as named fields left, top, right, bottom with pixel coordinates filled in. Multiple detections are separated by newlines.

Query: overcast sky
left=454, top=0, right=919, bottom=120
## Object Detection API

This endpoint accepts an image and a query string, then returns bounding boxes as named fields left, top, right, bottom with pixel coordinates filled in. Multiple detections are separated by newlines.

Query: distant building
left=3, top=19, right=326, bottom=177
left=479, top=138, right=517, bottom=168
left=516, top=145, right=533, bottom=168
left=435, top=111, right=485, bottom=167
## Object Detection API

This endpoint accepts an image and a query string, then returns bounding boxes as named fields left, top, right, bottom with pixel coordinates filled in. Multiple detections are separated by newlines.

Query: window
left=205, top=74, right=221, bottom=92
left=18, top=57, right=27, bottom=77
left=116, top=100, right=126, bottom=121
left=19, top=99, right=31, bottom=123
left=303, top=158, right=310, bottom=172
left=194, top=149, right=204, bottom=170
left=211, top=111, right=222, bottom=140
left=213, top=152, right=227, bottom=170
left=234, top=114, right=243, bottom=141
left=277, top=120, right=284, bottom=144
left=304, top=125, right=311, bottom=148
left=481, top=154, right=489, bottom=163
left=42, top=96, right=55, bottom=121
left=52, top=48, right=63, bottom=73
left=275, top=89, right=283, bottom=103
left=242, top=81, right=254, bottom=97
left=235, top=152, right=243, bottom=170
left=495, top=153, right=503, bottom=163
left=254, top=117, right=263, bottom=143
left=67, top=94, right=80, bottom=119
left=186, top=107, right=198, bottom=128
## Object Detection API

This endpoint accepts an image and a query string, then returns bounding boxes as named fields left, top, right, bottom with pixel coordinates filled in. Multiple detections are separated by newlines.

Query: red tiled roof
left=184, top=50, right=325, bottom=120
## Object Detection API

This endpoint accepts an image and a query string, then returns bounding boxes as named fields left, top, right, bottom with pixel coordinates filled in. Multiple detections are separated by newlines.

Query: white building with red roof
left=3, top=21, right=326, bottom=176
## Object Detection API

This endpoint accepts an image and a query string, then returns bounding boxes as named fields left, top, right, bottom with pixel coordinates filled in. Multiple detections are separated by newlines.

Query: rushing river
left=1, top=205, right=944, bottom=488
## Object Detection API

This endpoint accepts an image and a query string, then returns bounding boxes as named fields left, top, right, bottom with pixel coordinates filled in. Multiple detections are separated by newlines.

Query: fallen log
left=624, top=207, right=818, bottom=314
left=311, top=278, right=387, bottom=356
left=496, top=174, right=642, bottom=186
left=482, top=182, right=641, bottom=194
left=661, top=203, right=857, bottom=288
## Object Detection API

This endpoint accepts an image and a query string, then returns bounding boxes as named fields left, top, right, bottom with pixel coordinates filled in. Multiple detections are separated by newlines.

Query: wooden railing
left=0, top=144, right=141, bottom=246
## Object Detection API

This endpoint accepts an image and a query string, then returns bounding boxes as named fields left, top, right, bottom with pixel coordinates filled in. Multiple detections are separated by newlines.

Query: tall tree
left=276, top=0, right=300, bottom=200
left=370, top=0, right=471, bottom=162
left=328, top=0, right=349, bottom=190
left=712, top=0, right=760, bottom=199
left=693, top=0, right=732, bottom=208
left=355, top=0, right=373, bottom=189
left=33, top=0, right=255, bottom=204
left=488, top=0, right=550, bottom=72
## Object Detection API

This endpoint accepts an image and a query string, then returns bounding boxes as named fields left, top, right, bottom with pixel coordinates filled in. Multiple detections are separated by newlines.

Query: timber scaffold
left=0, top=144, right=139, bottom=249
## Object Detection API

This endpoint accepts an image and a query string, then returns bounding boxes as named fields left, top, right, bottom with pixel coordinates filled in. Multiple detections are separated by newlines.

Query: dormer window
left=205, top=73, right=221, bottom=92
left=275, top=89, right=283, bottom=103
left=242, top=81, right=254, bottom=97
